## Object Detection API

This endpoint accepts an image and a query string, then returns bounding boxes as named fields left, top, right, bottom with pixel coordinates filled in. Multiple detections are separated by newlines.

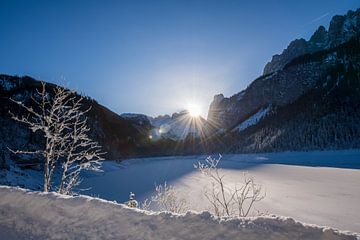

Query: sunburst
left=187, top=103, right=202, bottom=118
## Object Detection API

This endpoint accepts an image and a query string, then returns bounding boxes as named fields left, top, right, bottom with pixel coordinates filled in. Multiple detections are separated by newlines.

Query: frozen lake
left=80, top=150, right=360, bottom=232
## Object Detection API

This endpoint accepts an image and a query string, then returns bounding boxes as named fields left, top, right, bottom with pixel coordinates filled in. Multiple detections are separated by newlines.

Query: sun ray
left=187, top=102, right=202, bottom=118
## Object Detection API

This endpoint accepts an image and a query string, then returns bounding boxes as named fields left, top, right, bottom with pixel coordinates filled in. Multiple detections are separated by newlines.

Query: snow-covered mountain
left=206, top=8, right=360, bottom=153
left=148, top=110, right=213, bottom=140
left=120, top=111, right=213, bottom=140
left=120, top=113, right=153, bottom=134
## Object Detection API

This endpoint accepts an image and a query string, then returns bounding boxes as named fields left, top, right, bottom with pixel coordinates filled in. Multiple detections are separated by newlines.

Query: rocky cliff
left=263, top=9, right=360, bottom=75
left=206, top=9, right=360, bottom=153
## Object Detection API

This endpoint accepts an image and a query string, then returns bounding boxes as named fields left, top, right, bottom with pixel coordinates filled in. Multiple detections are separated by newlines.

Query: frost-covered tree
left=10, top=82, right=104, bottom=193
left=194, top=155, right=265, bottom=217
left=57, top=96, right=104, bottom=195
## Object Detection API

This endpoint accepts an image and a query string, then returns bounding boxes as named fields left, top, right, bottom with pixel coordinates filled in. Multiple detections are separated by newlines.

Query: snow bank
left=0, top=186, right=358, bottom=240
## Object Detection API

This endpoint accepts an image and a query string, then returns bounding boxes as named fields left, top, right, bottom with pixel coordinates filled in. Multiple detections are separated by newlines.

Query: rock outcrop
left=263, top=9, right=360, bottom=75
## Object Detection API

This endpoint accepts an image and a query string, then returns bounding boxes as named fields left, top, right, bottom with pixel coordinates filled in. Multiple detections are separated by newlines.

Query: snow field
left=0, top=186, right=358, bottom=240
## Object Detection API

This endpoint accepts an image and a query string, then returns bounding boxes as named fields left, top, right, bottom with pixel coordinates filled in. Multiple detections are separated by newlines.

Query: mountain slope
left=206, top=9, right=360, bottom=153
left=0, top=75, right=212, bottom=174
left=0, top=75, right=160, bottom=166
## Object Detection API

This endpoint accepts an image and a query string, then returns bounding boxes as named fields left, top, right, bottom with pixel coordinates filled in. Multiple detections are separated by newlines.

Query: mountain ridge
left=263, top=8, right=360, bottom=75
left=206, top=8, right=360, bottom=153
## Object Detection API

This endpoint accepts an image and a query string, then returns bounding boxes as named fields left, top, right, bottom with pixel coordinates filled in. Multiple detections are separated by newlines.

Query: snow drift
left=0, top=186, right=358, bottom=240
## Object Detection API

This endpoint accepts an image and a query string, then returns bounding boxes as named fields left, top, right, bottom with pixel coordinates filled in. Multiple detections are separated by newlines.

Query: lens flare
left=187, top=103, right=201, bottom=118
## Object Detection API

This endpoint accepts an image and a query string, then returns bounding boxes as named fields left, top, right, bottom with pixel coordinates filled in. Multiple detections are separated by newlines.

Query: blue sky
left=0, top=0, right=359, bottom=117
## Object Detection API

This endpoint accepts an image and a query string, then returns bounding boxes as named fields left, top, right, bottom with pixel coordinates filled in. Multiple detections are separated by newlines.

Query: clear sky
left=0, top=0, right=359, bottom=117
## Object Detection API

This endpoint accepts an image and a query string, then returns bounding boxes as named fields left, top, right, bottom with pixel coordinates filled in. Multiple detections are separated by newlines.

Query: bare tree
left=194, top=155, right=265, bottom=218
left=57, top=97, right=104, bottom=195
left=151, top=182, right=189, bottom=213
left=10, top=82, right=104, bottom=194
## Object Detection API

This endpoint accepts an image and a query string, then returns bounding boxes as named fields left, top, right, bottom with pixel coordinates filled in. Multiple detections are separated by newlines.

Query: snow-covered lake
left=80, top=150, right=360, bottom=232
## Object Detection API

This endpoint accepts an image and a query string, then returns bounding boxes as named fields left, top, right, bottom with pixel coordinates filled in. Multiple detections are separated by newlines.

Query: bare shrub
left=139, top=198, right=152, bottom=211
left=234, top=172, right=266, bottom=217
left=194, top=155, right=265, bottom=217
left=129, top=183, right=189, bottom=213
left=151, top=182, right=189, bottom=213
left=127, top=183, right=188, bottom=213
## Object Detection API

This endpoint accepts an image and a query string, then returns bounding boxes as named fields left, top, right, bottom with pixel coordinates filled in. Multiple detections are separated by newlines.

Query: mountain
left=263, top=9, right=360, bottom=75
left=2, top=9, right=360, bottom=165
left=120, top=111, right=214, bottom=141
left=206, top=9, right=360, bottom=153
left=0, top=75, right=170, bottom=169
left=0, top=75, right=214, bottom=172
left=120, top=113, right=153, bottom=134
left=148, top=110, right=211, bottom=140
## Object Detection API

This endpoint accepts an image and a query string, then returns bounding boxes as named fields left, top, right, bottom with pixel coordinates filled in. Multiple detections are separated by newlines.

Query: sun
left=187, top=103, right=202, bottom=118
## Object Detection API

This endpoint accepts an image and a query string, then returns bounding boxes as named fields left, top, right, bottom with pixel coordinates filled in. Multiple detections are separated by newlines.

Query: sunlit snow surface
left=1, top=186, right=358, bottom=240
left=80, top=150, right=360, bottom=233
